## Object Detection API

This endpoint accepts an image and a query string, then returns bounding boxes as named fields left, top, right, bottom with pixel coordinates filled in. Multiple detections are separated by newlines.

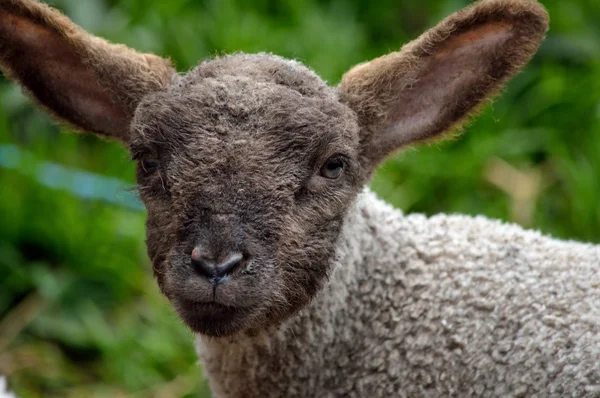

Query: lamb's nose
left=191, top=248, right=243, bottom=284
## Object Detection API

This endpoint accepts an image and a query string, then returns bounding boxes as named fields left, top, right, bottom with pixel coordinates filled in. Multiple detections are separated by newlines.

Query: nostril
left=216, top=253, right=243, bottom=277
left=190, top=255, right=214, bottom=279
left=190, top=249, right=244, bottom=281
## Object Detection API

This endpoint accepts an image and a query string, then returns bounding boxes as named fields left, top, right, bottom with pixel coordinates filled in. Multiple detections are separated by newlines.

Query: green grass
left=1, top=0, right=599, bottom=396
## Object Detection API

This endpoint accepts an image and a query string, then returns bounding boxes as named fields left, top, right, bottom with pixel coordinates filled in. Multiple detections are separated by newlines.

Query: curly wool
left=197, top=189, right=600, bottom=398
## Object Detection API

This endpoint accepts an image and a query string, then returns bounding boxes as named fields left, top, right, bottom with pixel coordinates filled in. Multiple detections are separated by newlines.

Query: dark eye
left=141, top=158, right=159, bottom=173
left=320, top=156, right=345, bottom=179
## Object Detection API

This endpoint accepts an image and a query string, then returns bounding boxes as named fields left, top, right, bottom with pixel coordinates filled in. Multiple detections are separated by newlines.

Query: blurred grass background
left=0, top=0, right=599, bottom=396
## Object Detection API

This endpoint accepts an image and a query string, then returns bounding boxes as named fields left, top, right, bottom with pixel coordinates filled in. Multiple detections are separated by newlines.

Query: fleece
left=196, top=189, right=600, bottom=398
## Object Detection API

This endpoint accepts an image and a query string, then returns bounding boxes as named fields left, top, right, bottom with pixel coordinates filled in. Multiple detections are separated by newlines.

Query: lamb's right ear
left=0, top=0, right=175, bottom=142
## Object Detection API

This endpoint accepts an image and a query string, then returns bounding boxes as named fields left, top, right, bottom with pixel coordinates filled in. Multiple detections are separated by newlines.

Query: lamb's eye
left=142, top=158, right=159, bottom=173
left=320, top=156, right=345, bottom=179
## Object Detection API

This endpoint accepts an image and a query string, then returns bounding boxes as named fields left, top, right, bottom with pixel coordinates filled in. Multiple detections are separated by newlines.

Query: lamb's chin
left=174, top=299, right=251, bottom=337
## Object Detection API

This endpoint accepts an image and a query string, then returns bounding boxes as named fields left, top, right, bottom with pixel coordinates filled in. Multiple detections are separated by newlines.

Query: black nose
left=190, top=249, right=243, bottom=284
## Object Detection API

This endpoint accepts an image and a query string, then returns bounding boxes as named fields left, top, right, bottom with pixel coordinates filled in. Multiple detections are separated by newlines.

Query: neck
left=195, top=189, right=400, bottom=397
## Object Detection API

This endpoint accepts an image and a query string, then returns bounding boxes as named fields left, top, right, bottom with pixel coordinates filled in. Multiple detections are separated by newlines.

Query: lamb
left=1, top=0, right=599, bottom=396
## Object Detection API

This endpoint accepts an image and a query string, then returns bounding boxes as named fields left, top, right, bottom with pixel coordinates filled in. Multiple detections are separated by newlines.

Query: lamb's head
left=133, top=55, right=364, bottom=335
left=0, top=0, right=548, bottom=336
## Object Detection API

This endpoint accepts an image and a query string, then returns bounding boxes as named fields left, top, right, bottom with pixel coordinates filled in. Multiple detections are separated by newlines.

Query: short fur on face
left=132, top=54, right=363, bottom=335
left=0, top=0, right=548, bottom=336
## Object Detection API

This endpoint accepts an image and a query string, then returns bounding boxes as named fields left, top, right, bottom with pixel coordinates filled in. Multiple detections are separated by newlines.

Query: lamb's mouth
left=177, top=298, right=241, bottom=317
left=174, top=298, right=250, bottom=336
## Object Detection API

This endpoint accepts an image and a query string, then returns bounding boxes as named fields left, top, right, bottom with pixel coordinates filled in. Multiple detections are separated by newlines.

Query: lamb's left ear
left=338, top=0, right=549, bottom=166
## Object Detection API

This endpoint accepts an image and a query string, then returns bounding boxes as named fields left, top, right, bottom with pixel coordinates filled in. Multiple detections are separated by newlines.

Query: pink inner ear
left=436, top=22, right=512, bottom=57
left=0, top=11, right=129, bottom=136
left=386, top=22, right=514, bottom=148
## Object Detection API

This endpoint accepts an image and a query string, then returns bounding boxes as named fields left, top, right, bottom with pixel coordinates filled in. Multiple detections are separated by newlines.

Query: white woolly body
left=196, top=190, right=600, bottom=398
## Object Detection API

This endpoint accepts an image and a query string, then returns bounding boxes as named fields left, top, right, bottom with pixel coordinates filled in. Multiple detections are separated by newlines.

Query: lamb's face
left=130, top=54, right=364, bottom=336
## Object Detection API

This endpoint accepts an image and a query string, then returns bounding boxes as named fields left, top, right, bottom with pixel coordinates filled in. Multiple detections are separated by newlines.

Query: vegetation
left=0, top=0, right=598, bottom=396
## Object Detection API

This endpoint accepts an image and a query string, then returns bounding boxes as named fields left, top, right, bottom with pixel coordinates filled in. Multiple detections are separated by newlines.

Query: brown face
left=129, top=55, right=364, bottom=336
